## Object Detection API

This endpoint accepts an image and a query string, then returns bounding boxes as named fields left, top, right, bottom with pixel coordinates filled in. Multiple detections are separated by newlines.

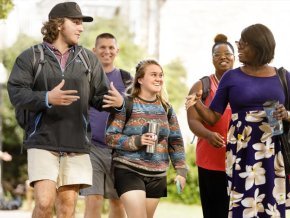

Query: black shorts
left=114, top=167, right=167, bottom=198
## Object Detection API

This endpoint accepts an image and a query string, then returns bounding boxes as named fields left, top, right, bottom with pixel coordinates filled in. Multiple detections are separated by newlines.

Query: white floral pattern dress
left=209, top=68, right=290, bottom=218
left=227, top=111, right=290, bottom=218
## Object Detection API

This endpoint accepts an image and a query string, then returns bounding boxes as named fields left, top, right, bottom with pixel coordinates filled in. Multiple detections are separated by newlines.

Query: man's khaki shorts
left=27, top=148, right=92, bottom=189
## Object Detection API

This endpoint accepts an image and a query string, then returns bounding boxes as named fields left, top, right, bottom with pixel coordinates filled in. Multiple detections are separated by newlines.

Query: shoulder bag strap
left=277, top=67, right=289, bottom=110
left=79, top=48, right=92, bottom=82
left=200, top=76, right=211, bottom=102
left=32, top=44, right=47, bottom=90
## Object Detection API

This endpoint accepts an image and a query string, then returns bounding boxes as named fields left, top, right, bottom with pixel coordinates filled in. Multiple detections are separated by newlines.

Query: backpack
left=200, top=76, right=211, bottom=103
left=15, top=44, right=91, bottom=132
left=190, top=76, right=211, bottom=144
left=120, top=69, right=133, bottom=88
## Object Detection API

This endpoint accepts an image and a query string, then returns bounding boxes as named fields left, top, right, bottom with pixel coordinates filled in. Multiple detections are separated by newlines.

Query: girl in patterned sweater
left=106, top=59, right=187, bottom=218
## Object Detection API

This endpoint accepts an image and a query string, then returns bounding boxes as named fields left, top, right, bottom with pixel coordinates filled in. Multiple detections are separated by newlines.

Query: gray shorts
left=80, top=145, right=118, bottom=199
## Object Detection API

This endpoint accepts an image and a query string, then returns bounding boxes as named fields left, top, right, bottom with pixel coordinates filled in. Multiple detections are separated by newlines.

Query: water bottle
left=146, top=122, right=160, bottom=153
left=263, top=100, right=283, bottom=136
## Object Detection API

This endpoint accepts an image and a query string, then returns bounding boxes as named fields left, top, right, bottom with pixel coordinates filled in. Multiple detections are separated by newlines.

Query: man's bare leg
left=32, top=180, right=56, bottom=218
left=55, top=185, right=79, bottom=218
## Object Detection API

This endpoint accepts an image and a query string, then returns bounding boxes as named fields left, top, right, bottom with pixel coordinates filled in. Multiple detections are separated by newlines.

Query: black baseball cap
left=48, top=2, right=93, bottom=22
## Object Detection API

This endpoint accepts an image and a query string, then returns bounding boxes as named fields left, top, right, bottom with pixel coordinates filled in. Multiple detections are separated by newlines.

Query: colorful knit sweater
left=106, top=97, right=188, bottom=178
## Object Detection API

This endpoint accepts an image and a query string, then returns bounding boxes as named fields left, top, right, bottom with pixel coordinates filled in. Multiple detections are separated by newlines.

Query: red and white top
left=195, top=74, right=231, bottom=171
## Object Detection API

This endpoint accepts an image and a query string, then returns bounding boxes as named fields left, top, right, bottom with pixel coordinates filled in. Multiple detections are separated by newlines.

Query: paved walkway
left=0, top=210, right=31, bottom=218
left=0, top=202, right=202, bottom=218
left=1, top=204, right=289, bottom=217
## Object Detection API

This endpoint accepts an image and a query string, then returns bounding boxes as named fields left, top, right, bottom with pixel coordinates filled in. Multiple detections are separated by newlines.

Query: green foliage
left=1, top=33, right=39, bottom=70
left=0, top=0, right=14, bottom=19
left=1, top=33, right=39, bottom=147
left=80, top=16, right=147, bottom=73
left=165, top=144, right=200, bottom=205
left=0, top=33, right=39, bottom=189
left=163, top=58, right=188, bottom=110
left=1, top=85, right=28, bottom=186
left=2, top=88, right=23, bottom=146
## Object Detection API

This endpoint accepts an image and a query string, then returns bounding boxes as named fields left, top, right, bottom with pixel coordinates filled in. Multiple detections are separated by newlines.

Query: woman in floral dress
left=186, top=23, right=290, bottom=217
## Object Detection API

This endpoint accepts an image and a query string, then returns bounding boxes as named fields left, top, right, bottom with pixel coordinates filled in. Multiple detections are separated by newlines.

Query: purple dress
left=210, top=68, right=290, bottom=218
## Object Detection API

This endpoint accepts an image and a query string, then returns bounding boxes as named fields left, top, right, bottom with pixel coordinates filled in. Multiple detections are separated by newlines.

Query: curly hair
left=41, top=18, right=64, bottom=43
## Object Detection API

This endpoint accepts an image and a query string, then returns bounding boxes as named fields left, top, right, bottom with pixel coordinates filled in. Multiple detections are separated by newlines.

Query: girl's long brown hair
left=127, top=59, right=170, bottom=111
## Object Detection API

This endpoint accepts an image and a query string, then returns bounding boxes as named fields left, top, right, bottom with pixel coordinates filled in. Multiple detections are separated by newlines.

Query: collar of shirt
left=43, top=42, right=75, bottom=71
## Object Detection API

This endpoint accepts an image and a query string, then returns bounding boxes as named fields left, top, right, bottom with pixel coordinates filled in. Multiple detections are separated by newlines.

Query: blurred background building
left=1, top=0, right=290, bottom=87
left=0, top=0, right=165, bottom=59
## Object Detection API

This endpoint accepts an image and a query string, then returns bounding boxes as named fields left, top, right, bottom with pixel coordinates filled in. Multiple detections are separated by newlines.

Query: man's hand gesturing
left=48, top=80, right=80, bottom=106
left=103, top=82, right=124, bottom=108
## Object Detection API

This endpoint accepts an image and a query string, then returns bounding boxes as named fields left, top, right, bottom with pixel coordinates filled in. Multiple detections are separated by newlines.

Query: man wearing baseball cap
left=7, top=2, right=123, bottom=217
left=48, top=1, right=93, bottom=22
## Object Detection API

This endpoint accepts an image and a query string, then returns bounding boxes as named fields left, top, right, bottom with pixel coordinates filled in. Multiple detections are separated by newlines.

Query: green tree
left=0, top=0, right=14, bottom=19
left=164, top=58, right=188, bottom=110
left=1, top=34, right=39, bottom=146
left=1, top=34, right=39, bottom=188
left=80, top=16, right=147, bottom=73
left=166, top=144, right=200, bottom=205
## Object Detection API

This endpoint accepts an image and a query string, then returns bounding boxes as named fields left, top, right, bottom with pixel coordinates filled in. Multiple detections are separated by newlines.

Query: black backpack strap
left=277, top=67, right=290, bottom=132
left=200, top=76, right=211, bottom=102
left=277, top=67, right=289, bottom=110
left=79, top=48, right=92, bottom=82
left=32, top=44, right=46, bottom=88
left=163, top=103, right=175, bottom=151
left=106, top=96, right=133, bottom=137
left=167, top=105, right=173, bottom=121
left=124, top=96, right=133, bottom=124
left=120, top=69, right=133, bottom=88
left=160, top=101, right=173, bottom=121
left=277, top=67, right=290, bottom=175
left=32, top=45, right=37, bottom=71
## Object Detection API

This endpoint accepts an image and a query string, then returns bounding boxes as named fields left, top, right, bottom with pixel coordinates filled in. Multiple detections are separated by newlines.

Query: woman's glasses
left=212, top=52, right=233, bottom=59
left=235, top=40, right=248, bottom=49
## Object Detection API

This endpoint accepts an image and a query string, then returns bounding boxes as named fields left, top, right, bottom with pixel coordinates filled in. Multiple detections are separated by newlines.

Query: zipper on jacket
left=82, top=114, right=90, bottom=143
left=46, top=46, right=81, bottom=77
left=65, top=49, right=83, bottom=73
left=45, top=46, right=65, bottom=77
left=28, top=113, right=42, bottom=138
